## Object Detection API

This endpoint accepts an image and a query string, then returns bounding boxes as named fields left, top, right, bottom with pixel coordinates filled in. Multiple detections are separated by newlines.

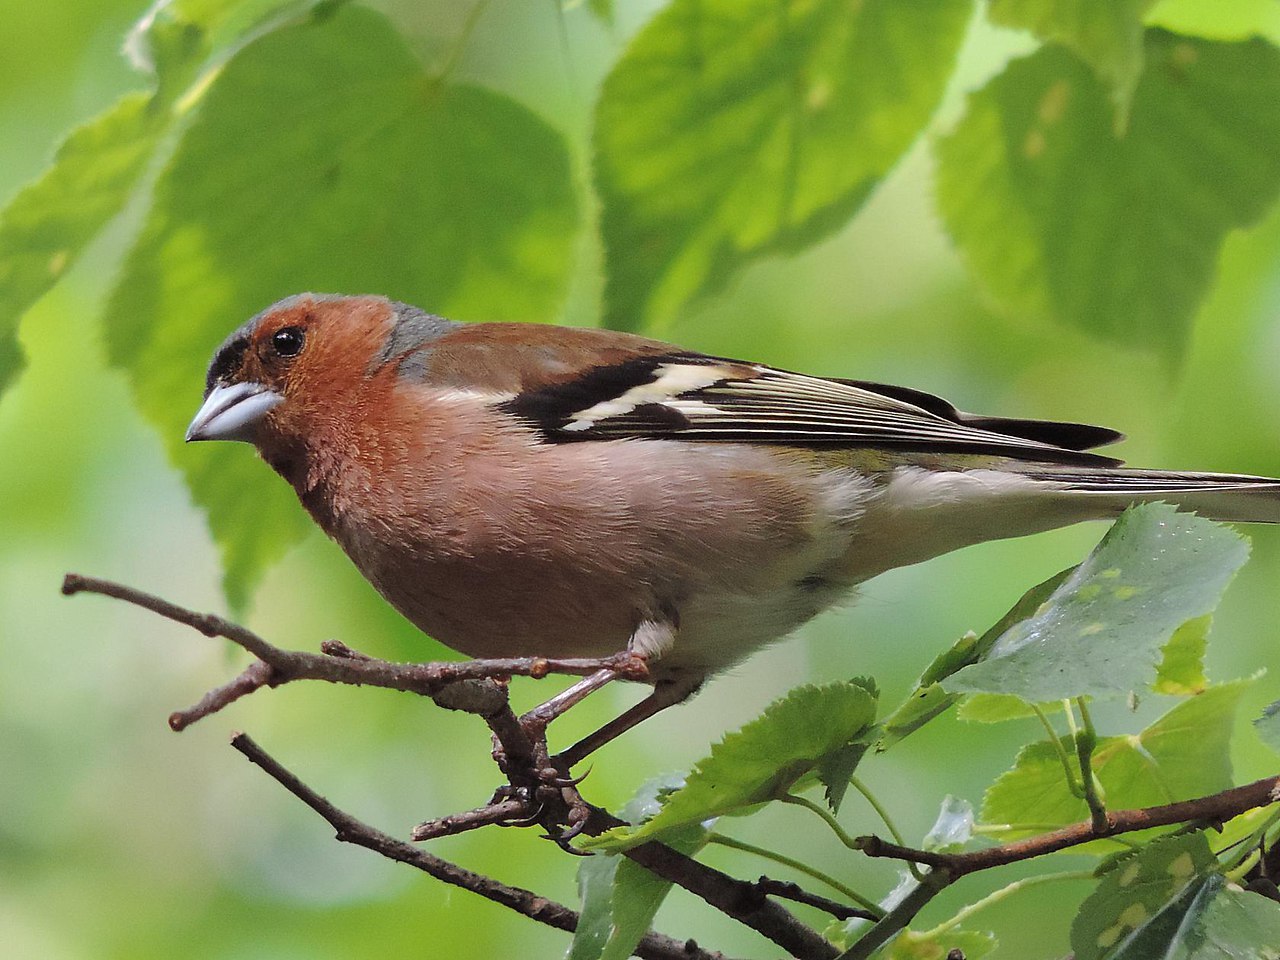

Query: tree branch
left=67, top=572, right=838, bottom=959
left=855, top=773, right=1280, bottom=877
left=230, top=731, right=723, bottom=960
left=752, top=877, right=878, bottom=922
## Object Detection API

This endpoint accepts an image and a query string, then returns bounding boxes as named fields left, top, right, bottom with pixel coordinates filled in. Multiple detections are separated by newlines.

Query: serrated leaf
left=881, top=928, right=997, bottom=960
left=594, top=0, right=970, bottom=330
left=923, top=795, right=975, bottom=853
left=582, top=682, right=877, bottom=851
left=817, top=740, right=871, bottom=815
left=569, top=774, right=707, bottom=960
left=946, top=504, right=1249, bottom=702
left=1154, top=615, right=1211, bottom=696
left=936, top=31, right=1280, bottom=357
left=103, top=5, right=578, bottom=608
left=987, top=0, right=1158, bottom=120
left=1071, top=832, right=1217, bottom=960
left=0, top=93, right=163, bottom=400
left=982, top=680, right=1252, bottom=839
left=880, top=569, right=1072, bottom=747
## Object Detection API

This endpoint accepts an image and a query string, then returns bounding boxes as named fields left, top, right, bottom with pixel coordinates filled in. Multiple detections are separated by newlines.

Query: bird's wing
left=500, top=352, right=1126, bottom=467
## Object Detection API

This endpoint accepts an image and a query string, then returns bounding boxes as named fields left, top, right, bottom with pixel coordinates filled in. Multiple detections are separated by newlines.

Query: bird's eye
left=271, top=326, right=305, bottom=358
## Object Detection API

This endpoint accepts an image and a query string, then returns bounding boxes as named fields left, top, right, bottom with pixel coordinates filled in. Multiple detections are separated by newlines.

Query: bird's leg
left=554, top=674, right=702, bottom=769
left=516, top=619, right=675, bottom=739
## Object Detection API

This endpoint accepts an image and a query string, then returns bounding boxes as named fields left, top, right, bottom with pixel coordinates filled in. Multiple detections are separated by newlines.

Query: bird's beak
left=186, top=382, right=283, bottom=443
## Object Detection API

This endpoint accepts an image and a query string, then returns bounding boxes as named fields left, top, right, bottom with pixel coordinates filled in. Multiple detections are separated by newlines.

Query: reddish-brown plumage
left=216, top=296, right=853, bottom=677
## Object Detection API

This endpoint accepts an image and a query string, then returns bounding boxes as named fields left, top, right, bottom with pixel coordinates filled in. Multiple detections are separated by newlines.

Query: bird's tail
left=1021, top=467, right=1280, bottom=524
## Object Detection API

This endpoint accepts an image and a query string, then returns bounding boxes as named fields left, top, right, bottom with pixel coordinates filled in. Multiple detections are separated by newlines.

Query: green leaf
left=1071, top=832, right=1217, bottom=960
left=987, top=0, right=1159, bottom=120
left=582, top=682, right=877, bottom=851
left=982, top=680, right=1252, bottom=838
left=104, top=5, right=579, bottom=607
left=0, top=93, right=164, bottom=399
left=594, top=0, right=970, bottom=330
left=569, top=775, right=708, bottom=960
left=569, top=854, right=619, bottom=960
left=1153, top=615, right=1211, bottom=696
left=957, top=693, right=1059, bottom=724
left=126, top=0, right=327, bottom=77
left=946, top=504, right=1249, bottom=702
left=881, top=928, right=997, bottom=960
left=585, top=0, right=614, bottom=25
left=1157, top=878, right=1280, bottom=959
left=879, top=569, right=1072, bottom=747
left=817, top=740, right=871, bottom=815
left=1081, top=870, right=1280, bottom=960
left=936, top=31, right=1280, bottom=357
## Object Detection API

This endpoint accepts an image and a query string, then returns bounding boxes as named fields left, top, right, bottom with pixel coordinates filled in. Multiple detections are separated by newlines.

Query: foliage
left=6, top=0, right=1280, bottom=958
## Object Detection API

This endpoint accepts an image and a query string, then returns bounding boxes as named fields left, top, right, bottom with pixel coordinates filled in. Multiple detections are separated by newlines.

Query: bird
left=187, top=292, right=1280, bottom=764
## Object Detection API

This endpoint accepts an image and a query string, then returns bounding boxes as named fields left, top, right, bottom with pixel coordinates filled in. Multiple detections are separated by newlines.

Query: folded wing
left=501, top=353, right=1125, bottom=467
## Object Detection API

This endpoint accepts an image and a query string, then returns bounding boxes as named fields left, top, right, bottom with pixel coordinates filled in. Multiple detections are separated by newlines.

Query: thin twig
left=412, top=798, right=536, bottom=841
left=620, top=835, right=840, bottom=960
left=855, top=774, right=1280, bottom=876
left=837, top=871, right=952, bottom=960
left=752, top=877, right=878, bottom=921
left=706, top=834, right=883, bottom=917
left=230, top=732, right=722, bottom=960
left=63, top=573, right=643, bottom=717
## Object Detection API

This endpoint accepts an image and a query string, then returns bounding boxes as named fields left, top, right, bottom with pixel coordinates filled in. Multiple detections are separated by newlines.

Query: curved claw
left=498, top=803, right=546, bottom=828
left=551, top=765, right=593, bottom=788
left=542, top=826, right=592, bottom=853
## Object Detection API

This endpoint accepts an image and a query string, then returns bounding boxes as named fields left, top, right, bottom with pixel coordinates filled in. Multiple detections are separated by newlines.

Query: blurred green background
left=4, top=1, right=1280, bottom=957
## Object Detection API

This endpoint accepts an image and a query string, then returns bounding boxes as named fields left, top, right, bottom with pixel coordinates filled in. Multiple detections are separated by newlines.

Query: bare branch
left=412, top=798, right=536, bottom=841
left=70, top=572, right=838, bottom=957
left=855, top=773, right=1280, bottom=877
left=752, top=877, right=878, bottom=922
left=230, top=732, right=725, bottom=960
left=836, top=872, right=952, bottom=960
left=616, top=828, right=840, bottom=960
left=62, top=573, right=639, bottom=720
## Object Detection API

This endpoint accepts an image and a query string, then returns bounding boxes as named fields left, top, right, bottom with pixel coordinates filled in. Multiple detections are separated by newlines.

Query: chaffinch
left=187, top=293, right=1280, bottom=761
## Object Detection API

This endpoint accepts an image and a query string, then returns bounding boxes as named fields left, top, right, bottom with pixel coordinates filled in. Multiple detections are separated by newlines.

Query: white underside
left=659, top=467, right=1145, bottom=677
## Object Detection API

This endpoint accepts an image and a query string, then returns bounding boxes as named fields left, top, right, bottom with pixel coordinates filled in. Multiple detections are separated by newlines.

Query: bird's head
left=186, top=293, right=455, bottom=448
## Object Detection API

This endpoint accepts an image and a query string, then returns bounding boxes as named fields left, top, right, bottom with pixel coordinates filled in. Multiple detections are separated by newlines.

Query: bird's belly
left=344, top=524, right=857, bottom=673
left=318, top=438, right=875, bottom=671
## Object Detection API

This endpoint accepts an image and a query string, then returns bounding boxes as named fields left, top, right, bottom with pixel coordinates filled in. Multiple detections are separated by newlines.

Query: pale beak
left=186, top=382, right=283, bottom=443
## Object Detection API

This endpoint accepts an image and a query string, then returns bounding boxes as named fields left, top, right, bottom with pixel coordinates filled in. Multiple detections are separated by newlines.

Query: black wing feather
left=500, top=353, right=1125, bottom=467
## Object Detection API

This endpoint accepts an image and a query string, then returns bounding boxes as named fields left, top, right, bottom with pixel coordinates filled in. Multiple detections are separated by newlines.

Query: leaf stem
left=1074, top=698, right=1108, bottom=832
left=849, top=777, right=909, bottom=850
left=1031, top=702, right=1083, bottom=799
left=706, top=833, right=885, bottom=917
left=782, top=793, right=863, bottom=851
left=909, top=869, right=1092, bottom=940
left=848, top=778, right=925, bottom=880
left=783, top=790, right=924, bottom=880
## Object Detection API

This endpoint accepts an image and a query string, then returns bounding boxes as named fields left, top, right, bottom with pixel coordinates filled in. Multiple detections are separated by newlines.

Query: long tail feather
left=1022, top=468, right=1280, bottom=524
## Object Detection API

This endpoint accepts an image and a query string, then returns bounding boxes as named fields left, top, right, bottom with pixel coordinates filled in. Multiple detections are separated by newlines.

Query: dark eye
left=271, top=326, right=305, bottom=358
